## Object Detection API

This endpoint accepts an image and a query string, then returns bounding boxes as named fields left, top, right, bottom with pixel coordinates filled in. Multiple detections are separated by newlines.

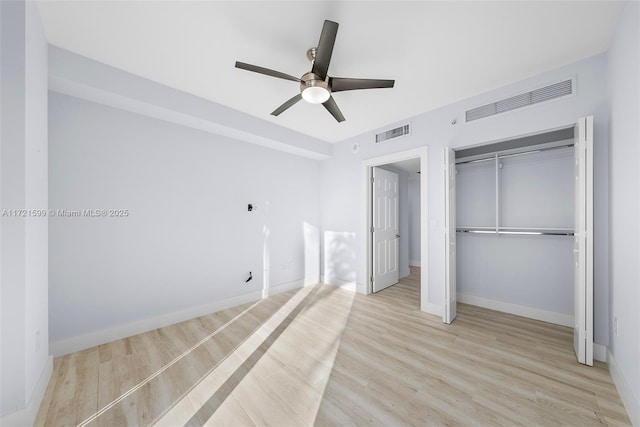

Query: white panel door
left=444, top=148, right=457, bottom=324
left=373, top=167, right=399, bottom=292
left=573, top=116, right=594, bottom=366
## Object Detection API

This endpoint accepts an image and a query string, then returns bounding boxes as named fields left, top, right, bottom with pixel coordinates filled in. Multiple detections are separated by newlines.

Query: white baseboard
left=320, top=275, right=365, bottom=294
left=457, top=292, right=573, bottom=327
left=0, top=355, right=53, bottom=427
left=607, top=348, right=640, bottom=426
left=409, top=259, right=421, bottom=267
left=51, top=280, right=304, bottom=356
left=264, top=279, right=305, bottom=297
left=422, top=302, right=443, bottom=317
left=593, top=343, right=607, bottom=363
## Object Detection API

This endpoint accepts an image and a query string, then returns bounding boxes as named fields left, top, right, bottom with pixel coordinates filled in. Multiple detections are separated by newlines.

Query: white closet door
left=373, top=167, right=399, bottom=292
left=444, top=148, right=457, bottom=324
left=573, top=116, right=593, bottom=366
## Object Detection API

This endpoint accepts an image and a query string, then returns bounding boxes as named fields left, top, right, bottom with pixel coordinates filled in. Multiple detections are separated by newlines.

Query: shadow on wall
left=323, top=231, right=357, bottom=285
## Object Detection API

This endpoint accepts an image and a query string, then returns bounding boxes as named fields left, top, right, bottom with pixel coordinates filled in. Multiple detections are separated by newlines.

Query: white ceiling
left=38, top=1, right=623, bottom=144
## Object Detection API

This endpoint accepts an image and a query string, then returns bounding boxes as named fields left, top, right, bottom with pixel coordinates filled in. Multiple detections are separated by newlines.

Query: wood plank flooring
left=35, top=267, right=631, bottom=426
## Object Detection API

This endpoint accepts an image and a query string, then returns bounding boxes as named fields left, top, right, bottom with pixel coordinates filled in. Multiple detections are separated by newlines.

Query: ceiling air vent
left=466, top=79, right=573, bottom=122
left=375, top=124, right=411, bottom=143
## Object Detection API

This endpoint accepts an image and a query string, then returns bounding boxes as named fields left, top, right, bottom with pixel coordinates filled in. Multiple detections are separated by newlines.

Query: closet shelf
left=456, top=226, right=574, bottom=236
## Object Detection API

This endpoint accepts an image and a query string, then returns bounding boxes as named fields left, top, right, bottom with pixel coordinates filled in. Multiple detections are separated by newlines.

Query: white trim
left=361, top=146, right=429, bottom=312
left=409, top=259, right=421, bottom=267
left=320, top=275, right=365, bottom=294
left=422, top=303, right=443, bottom=317
left=0, top=356, right=53, bottom=427
left=458, top=292, right=573, bottom=327
left=262, top=279, right=305, bottom=298
left=607, top=348, right=640, bottom=427
left=51, top=280, right=304, bottom=356
left=593, top=343, right=606, bottom=363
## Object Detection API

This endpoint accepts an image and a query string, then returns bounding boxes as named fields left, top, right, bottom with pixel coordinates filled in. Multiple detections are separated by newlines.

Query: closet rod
left=456, top=143, right=574, bottom=165
left=456, top=229, right=574, bottom=236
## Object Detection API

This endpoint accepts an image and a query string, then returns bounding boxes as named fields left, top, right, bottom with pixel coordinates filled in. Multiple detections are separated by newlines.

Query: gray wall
left=457, top=234, right=573, bottom=314
left=320, top=52, right=610, bottom=345
left=1, top=0, right=50, bottom=421
left=607, top=0, right=640, bottom=420
left=456, top=147, right=574, bottom=315
left=48, top=93, right=321, bottom=347
left=408, top=179, right=421, bottom=266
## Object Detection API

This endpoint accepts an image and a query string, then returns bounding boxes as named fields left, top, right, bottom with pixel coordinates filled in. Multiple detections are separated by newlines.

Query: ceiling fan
left=235, top=20, right=395, bottom=123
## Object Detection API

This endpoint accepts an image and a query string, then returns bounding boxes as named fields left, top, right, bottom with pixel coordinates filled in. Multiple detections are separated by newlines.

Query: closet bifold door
left=444, top=148, right=457, bottom=324
left=573, top=116, right=594, bottom=366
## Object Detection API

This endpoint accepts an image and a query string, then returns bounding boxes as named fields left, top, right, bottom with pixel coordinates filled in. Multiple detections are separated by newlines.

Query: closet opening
left=444, top=117, right=593, bottom=366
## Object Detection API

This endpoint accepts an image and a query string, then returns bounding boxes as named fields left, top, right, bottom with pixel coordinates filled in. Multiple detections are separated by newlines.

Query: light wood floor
left=36, top=267, right=631, bottom=426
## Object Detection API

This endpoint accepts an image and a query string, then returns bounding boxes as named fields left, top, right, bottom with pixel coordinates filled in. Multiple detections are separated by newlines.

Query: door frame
left=362, top=147, right=428, bottom=308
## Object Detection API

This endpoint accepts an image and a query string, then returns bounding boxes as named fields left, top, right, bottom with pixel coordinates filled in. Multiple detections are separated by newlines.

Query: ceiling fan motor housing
left=300, top=72, right=330, bottom=104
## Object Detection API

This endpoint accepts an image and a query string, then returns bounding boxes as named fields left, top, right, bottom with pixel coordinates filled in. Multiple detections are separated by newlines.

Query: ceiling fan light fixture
left=302, top=86, right=330, bottom=104
left=300, top=75, right=330, bottom=104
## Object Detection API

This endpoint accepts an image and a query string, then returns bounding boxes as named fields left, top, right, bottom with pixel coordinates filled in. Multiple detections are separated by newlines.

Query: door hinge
left=370, top=276, right=374, bottom=283
left=370, top=226, right=374, bottom=233
left=370, top=177, right=374, bottom=183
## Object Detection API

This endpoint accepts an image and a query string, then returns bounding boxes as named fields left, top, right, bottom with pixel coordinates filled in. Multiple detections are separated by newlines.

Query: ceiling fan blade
left=311, top=20, right=339, bottom=80
left=235, top=61, right=301, bottom=82
left=271, top=94, right=302, bottom=116
left=330, top=77, right=395, bottom=93
left=322, top=96, right=345, bottom=122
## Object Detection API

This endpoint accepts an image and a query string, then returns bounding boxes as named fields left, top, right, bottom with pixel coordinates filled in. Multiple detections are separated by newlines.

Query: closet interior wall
left=455, top=138, right=575, bottom=320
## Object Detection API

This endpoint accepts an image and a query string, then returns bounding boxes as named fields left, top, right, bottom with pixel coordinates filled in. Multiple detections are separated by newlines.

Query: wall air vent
left=375, top=124, right=411, bottom=143
left=465, top=79, right=573, bottom=123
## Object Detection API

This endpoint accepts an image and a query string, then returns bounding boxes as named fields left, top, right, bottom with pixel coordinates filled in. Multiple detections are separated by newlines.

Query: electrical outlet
left=613, top=317, right=619, bottom=337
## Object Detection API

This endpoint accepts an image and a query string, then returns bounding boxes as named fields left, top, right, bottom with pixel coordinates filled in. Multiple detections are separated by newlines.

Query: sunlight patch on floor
left=152, top=285, right=355, bottom=426
left=152, top=285, right=311, bottom=425
left=76, top=301, right=262, bottom=427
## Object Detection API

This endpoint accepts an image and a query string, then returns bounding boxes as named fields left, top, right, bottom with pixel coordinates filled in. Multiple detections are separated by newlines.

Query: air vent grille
left=375, top=124, right=410, bottom=143
left=466, top=79, right=573, bottom=122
